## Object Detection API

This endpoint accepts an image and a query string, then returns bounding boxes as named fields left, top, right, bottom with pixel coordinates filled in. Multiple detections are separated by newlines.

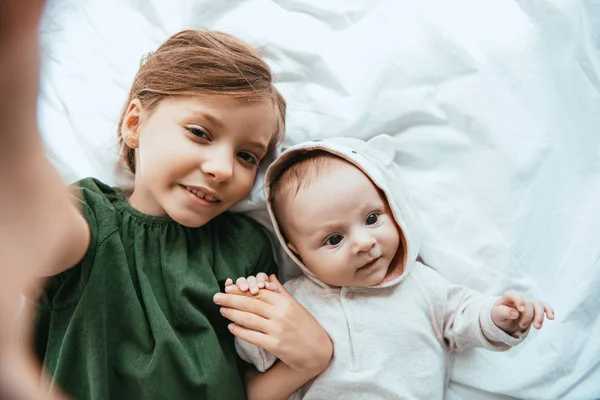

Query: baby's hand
left=224, top=273, right=273, bottom=296
left=491, top=290, right=555, bottom=335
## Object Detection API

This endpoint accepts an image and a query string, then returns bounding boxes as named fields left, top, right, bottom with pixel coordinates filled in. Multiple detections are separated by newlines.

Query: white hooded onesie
left=236, top=135, right=527, bottom=400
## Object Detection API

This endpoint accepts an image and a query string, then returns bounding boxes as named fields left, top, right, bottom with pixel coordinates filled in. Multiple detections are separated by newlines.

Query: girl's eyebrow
left=247, top=140, right=268, bottom=154
left=188, top=110, right=225, bottom=129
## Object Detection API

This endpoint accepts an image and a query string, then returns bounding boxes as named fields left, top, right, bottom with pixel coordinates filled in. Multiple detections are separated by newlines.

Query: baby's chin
left=366, top=268, right=391, bottom=287
left=351, top=266, right=391, bottom=288
left=371, top=259, right=404, bottom=286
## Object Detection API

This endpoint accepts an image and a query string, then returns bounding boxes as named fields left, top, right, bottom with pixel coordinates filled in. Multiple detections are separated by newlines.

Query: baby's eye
left=237, top=151, right=258, bottom=165
left=366, top=213, right=379, bottom=225
left=325, top=234, right=343, bottom=246
left=186, top=126, right=210, bottom=140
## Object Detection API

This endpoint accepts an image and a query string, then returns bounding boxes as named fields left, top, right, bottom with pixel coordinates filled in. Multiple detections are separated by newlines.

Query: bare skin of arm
left=1, top=1, right=89, bottom=398
left=245, top=361, right=325, bottom=400
left=0, top=2, right=90, bottom=281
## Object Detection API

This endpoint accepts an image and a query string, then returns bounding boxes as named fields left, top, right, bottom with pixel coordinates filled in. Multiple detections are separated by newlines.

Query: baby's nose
left=354, top=235, right=376, bottom=253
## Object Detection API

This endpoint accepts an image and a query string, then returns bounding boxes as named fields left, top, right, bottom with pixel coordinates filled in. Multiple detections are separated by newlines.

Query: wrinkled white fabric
left=39, top=1, right=600, bottom=398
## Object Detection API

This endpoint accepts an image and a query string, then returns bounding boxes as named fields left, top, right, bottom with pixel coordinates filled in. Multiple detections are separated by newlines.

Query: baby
left=227, top=135, right=554, bottom=399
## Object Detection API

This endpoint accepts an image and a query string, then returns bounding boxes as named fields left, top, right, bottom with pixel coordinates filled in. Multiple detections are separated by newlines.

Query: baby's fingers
left=256, top=272, right=269, bottom=288
left=235, top=277, right=250, bottom=292
left=224, top=284, right=244, bottom=295
left=500, top=290, right=526, bottom=312
left=532, top=301, right=545, bottom=329
left=544, top=303, right=555, bottom=320
left=246, top=276, right=259, bottom=295
left=264, top=281, right=282, bottom=293
left=492, top=304, right=520, bottom=324
left=517, top=301, right=534, bottom=330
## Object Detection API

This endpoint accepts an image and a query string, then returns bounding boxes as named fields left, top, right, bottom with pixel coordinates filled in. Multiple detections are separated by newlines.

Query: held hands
left=491, top=290, right=555, bottom=335
left=224, top=273, right=276, bottom=295
left=213, top=274, right=333, bottom=375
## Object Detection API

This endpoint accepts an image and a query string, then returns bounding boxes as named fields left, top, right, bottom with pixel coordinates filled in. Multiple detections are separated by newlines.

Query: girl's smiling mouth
left=181, top=184, right=222, bottom=206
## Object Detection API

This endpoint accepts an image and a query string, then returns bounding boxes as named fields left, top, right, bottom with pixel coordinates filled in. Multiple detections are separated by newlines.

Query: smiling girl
left=27, top=29, right=331, bottom=400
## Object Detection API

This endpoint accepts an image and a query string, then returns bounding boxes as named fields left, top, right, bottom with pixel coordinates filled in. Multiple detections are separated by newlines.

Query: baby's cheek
left=303, top=257, right=324, bottom=277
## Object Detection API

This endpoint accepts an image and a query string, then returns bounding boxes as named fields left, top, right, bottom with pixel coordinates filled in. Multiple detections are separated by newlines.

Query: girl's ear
left=121, top=99, right=143, bottom=149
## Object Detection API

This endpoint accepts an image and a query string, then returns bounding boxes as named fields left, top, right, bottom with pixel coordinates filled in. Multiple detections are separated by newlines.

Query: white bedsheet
left=39, top=1, right=600, bottom=399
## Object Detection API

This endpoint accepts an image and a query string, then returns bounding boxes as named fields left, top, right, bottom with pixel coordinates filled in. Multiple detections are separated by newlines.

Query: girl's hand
left=225, top=273, right=271, bottom=295
left=214, top=274, right=333, bottom=375
left=491, top=290, right=555, bottom=335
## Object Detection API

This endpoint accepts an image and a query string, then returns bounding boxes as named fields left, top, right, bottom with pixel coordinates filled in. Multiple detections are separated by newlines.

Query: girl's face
left=122, top=95, right=276, bottom=227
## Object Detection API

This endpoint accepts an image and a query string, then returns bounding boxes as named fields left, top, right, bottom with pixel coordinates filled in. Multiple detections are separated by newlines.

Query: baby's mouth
left=359, top=256, right=381, bottom=270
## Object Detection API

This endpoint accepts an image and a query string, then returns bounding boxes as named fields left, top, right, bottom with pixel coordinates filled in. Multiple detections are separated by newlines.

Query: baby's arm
left=416, top=265, right=548, bottom=350
left=245, top=361, right=319, bottom=400
left=491, top=290, right=555, bottom=334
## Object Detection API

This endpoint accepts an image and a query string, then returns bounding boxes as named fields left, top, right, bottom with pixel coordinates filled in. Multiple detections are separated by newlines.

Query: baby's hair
left=117, top=30, right=286, bottom=173
left=269, top=150, right=346, bottom=236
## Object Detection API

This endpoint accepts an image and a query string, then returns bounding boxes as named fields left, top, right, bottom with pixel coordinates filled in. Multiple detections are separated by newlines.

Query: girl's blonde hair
left=118, top=30, right=286, bottom=173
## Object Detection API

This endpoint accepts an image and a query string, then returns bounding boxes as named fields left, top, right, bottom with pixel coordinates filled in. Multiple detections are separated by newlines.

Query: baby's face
left=284, top=160, right=402, bottom=287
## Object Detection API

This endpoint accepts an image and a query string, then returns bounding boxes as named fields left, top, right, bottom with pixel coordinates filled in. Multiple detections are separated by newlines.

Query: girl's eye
left=186, top=127, right=210, bottom=140
left=366, top=213, right=379, bottom=225
left=325, top=234, right=343, bottom=246
left=238, top=151, right=258, bottom=166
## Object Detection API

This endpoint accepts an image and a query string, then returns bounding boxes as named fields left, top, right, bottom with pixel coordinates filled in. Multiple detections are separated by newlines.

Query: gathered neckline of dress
left=108, top=185, right=179, bottom=226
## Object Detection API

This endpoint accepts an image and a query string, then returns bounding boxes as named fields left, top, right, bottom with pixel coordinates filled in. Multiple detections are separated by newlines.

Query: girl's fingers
left=213, top=293, right=272, bottom=317
left=255, top=287, right=290, bottom=305
left=219, top=307, right=270, bottom=333
left=227, top=323, right=275, bottom=351
left=224, top=278, right=233, bottom=286
left=216, top=276, right=291, bottom=311
left=0, top=0, right=46, bottom=38
left=224, top=284, right=244, bottom=295
left=266, top=275, right=290, bottom=295
left=235, top=277, right=289, bottom=305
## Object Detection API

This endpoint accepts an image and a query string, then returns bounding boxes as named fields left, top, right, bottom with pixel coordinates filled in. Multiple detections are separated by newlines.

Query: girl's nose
left=201, top=144, right=234, bottom=183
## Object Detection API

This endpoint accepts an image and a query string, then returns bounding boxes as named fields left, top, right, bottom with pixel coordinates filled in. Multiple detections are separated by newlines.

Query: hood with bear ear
left=264, top=135, right=422, bottom=289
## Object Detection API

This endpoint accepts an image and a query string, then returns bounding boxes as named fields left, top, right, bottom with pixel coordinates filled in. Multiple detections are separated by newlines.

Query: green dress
left=35, top=178, right=277, bottom=400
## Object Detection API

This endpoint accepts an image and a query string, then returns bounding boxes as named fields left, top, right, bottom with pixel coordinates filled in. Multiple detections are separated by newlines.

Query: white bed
left=38, top=1, right=600, bottom=399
